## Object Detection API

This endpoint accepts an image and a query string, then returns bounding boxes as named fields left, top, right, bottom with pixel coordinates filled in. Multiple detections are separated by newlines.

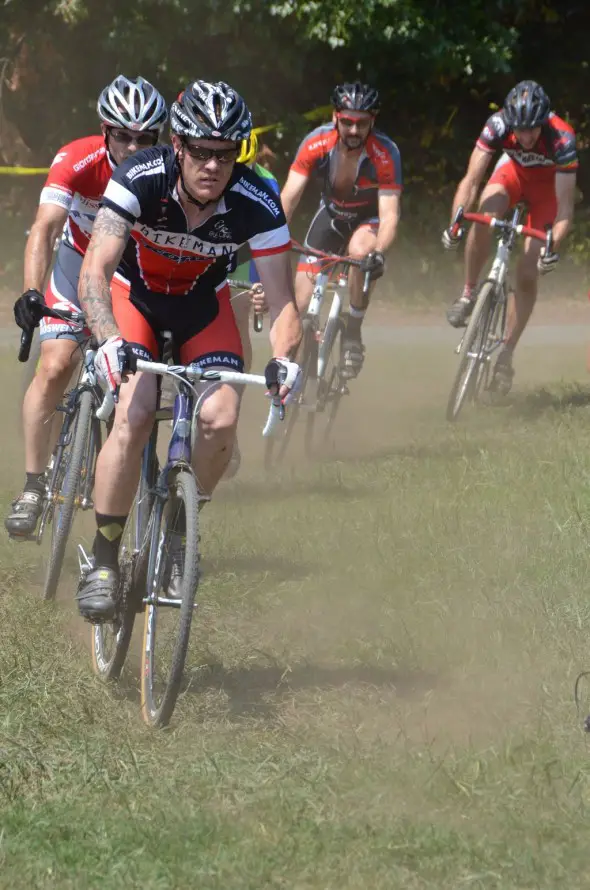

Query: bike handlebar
left=292, top=242, right=373, bottom=295
left=131, top=358, right=283, bottom=438
left=451, top=206, right=554, bottom=254
left=17, top=294, right=86, bottom=363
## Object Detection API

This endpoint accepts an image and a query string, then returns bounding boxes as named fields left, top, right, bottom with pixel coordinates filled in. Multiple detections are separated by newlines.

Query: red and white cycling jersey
left=39, top=134, right=113, bottom=255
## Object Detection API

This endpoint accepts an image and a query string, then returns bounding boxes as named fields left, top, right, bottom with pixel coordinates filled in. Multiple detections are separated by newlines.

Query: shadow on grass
left=217, top=474, right=377, bottom=504
left=201, top=553, right=316, bottom=583
left=183, top=659, right=438, bottom=720
left=504, top=383, right=590, bottom=418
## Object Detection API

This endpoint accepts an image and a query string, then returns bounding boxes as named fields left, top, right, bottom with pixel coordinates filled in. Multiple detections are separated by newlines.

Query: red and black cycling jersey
left=476, top=110, right=578, bottom=173
left=291, top=123, right=402, bottom=220
left=101, top=144, right=290, bottom=300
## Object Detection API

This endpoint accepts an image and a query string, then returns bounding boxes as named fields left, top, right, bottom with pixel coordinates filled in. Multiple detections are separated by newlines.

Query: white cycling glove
left=537, top=247, right=559, bottom=275
left=264, top=357, right=302, bottom=404
left=95, top=335, right=126, bottom=395
left=442, top=226, right=463, bottom=250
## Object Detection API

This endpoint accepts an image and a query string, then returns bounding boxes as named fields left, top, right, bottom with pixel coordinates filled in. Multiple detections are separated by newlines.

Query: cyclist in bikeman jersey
left=6, top=76, right=168, bottom=538
left=281, top=83, right=402, bottom=377
left=442, top=80, right=578, bottom=394
left=75, top=80, right=302, bottom=622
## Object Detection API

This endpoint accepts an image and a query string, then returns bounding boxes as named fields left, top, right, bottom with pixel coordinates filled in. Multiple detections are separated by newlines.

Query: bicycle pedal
left=77, top=544, right=94, bottom=577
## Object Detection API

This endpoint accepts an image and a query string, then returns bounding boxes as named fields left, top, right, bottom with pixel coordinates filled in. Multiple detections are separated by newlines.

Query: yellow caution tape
left=0, top=166, right=49, bottom=175
left=0, top=105, right=334, bottom=174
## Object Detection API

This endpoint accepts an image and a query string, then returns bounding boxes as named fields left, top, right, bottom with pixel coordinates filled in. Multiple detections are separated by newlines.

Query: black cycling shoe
left=490, top=354, right=515, bottom=396
left=76, top=566, right=119, bottom=622
left=341, top=336, right=365, bottom=380
left=4, top=489, right=43, bottom=537
left=447, top=295, right=474, bottom=328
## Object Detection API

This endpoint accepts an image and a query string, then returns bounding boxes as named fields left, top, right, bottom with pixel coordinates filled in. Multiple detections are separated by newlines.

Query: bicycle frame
left=307, top=269, right=349, bottom=380
left=486, top=204, right=524, bottom=290
left=455, top=204, right=526, bottom=359
left=130, top=360, right=281, bottom=609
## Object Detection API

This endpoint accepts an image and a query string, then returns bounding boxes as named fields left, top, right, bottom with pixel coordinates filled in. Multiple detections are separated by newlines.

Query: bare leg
left=22, top=338, right=80, bottom=473
left=294, top=265, right=316, bottom=316
left=193, top=382, right=241, bottom=495
left=94, top=371, right=157, bottom=515
left=347, top=224, right=378, bottom=311
left=504, top=238, right=540, bottom=353
left=464, top=186, right=511, bottom=289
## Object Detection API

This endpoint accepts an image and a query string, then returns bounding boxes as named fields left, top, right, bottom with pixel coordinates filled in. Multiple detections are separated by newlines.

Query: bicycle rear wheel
left=140, top=468, right=200, bottom=728
left=446, top=280, right=497, bottom=422
left=43, top=388, right=93, bottom=601
left=264, top=317, right=318, bottom=470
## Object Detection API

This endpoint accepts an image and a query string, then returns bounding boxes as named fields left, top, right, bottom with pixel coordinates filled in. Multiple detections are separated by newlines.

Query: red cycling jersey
left=291, top=123, right=402, bottom=220
left=39, top=134, right=113, bottom=255
left=476, top=111, right=578, bottom=175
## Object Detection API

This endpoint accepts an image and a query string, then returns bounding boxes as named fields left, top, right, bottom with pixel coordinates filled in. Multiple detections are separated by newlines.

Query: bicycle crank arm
left=142, top=596, right=199, bottom=609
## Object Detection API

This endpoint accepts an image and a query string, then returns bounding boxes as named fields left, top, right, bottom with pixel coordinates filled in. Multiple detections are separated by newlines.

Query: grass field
left=3, top=330, right=590, bottom=888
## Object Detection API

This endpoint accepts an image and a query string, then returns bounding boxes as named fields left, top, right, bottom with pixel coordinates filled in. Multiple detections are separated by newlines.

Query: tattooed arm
left=78, top=207, right=132, bottom=342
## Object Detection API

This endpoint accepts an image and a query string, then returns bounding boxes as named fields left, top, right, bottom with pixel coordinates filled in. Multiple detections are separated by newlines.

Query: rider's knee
left=198, top=398, right=239, bottom=444
left=111, top=400, right=154, bottom=451
left=348, top=235, right=376, bottom=261
left=37, top=346, right=75, bottom=387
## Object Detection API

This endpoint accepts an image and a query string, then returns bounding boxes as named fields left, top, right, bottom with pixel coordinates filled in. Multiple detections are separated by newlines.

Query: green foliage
left=1, top=0, right=589, bottom=263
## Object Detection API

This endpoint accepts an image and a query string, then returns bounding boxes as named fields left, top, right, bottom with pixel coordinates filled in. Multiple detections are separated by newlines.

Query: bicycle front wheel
left=305, top=315, right=347, bottom=455
left=446, top=280, right=497, bottom=422
left=43, top=388, right=93, bottom=601
left=91, top=478, right=153, bottom=682
left=141, top=468, right=201, bottom=728
left=264, top=317, right=318, bottom=470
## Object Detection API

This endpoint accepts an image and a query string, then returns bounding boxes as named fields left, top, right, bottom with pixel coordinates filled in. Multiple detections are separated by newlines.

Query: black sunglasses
left=182, top=141, right=238, bottom=164
left=108, top=128, right=159, bottom=147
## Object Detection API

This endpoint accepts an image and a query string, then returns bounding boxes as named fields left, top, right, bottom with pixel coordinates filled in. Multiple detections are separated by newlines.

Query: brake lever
left=18, top=326, right=34, bottom=363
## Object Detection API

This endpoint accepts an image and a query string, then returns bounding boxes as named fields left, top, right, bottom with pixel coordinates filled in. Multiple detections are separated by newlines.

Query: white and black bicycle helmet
left=503, top=80, right=550, bottom=129
left=170, top=80, right=252, bottom=142
left=332, top=82, right=380, bottom=114
left=97, top=75, right=168, bottom=132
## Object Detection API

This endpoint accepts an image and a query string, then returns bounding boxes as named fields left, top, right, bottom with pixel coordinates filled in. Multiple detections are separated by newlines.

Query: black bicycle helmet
left=332, top=82, right=380, bottom=114
left=503, top=80, right=550, bottom=129
left=170, top=80, right=252, bottom=141
left=97, top=75, right=168, bottom=132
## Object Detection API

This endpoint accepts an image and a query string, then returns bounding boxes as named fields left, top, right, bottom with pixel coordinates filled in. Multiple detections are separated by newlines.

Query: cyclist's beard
left=337, top=126, right=369, bottom=152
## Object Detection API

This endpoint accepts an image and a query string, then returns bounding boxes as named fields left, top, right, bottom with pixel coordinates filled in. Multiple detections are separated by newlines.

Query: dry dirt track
left=0, top=298, right=588, bottom=352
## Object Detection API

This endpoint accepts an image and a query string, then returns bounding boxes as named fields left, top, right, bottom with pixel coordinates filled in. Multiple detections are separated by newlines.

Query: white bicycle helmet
left=97, top=75, right=168, bottom=132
